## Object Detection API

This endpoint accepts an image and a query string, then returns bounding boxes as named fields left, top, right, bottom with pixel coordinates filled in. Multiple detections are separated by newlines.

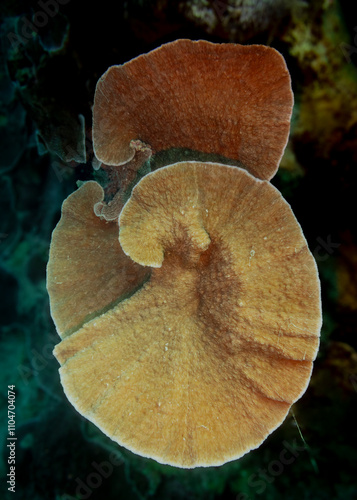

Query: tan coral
left=53, top=161, right=321, bottom=468
left=93, top=39, right=293, bottom=180
left=46, top=181, right=150, bottom=338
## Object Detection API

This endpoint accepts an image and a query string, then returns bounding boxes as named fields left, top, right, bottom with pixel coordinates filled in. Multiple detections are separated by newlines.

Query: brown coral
left=93, top=39, right=293, bottom=180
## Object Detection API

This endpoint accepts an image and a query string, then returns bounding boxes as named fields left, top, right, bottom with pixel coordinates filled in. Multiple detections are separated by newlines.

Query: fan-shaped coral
left=47, top=39, right=321, bottom=468
left=93, top=39, right=293, bottom=181
left=51, top=161, right=321, bottom=468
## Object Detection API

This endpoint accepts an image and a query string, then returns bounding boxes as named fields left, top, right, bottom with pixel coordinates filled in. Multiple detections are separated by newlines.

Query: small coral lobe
left=47, top=181, right=150, bottom=338
left=94, top=139, right=153, bottom=221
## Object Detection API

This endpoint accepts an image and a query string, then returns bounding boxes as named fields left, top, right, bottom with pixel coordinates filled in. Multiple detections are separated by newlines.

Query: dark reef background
left=1, top=1, right=357, bottom=499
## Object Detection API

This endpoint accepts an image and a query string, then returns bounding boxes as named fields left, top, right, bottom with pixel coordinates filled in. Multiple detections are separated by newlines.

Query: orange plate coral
left=47, top=40, right=321, bottom=468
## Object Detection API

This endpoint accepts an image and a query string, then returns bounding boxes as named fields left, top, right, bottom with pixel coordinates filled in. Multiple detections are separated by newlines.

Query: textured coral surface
left=1, top=0, right=357, bottom=499
left=51, top=162, right=320, bottom=467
